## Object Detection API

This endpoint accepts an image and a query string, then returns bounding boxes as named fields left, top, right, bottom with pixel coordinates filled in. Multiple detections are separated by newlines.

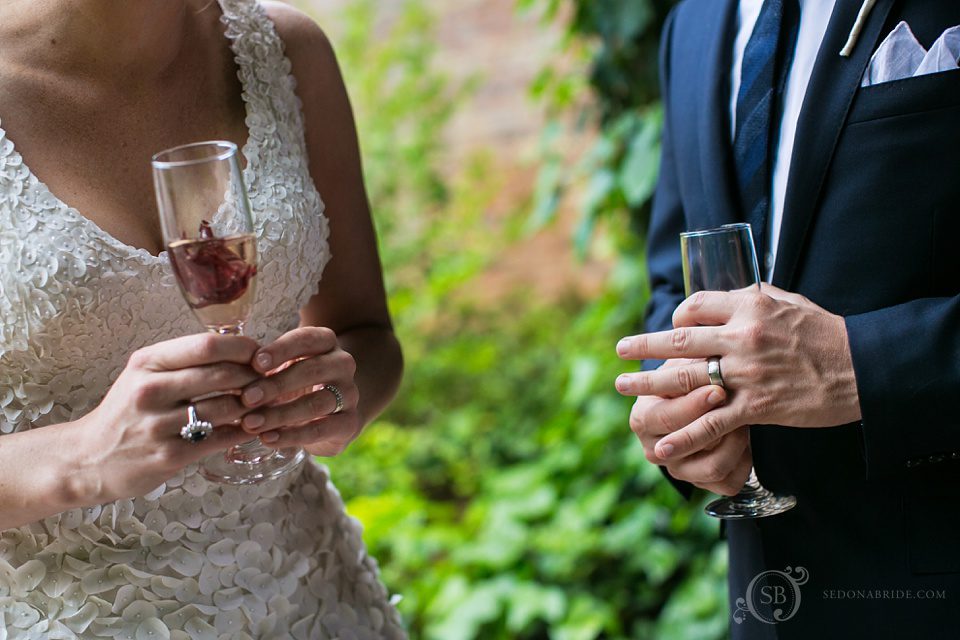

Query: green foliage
left=302, top=0, right=727, bottom=638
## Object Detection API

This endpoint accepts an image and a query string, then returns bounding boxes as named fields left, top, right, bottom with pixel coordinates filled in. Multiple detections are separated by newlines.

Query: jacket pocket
left=847, top=68, right=960, bottom=125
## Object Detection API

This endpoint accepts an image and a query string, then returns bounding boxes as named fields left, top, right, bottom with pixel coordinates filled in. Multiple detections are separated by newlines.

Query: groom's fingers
left=665, top=428, right=748, bottom=494
left=616, top=360, right=711, bottom=398
left=616, top=326, right=726, bottom=361
left=656, top=404, right=743, bottom=459
left=630, top=385, right=727, bottom=463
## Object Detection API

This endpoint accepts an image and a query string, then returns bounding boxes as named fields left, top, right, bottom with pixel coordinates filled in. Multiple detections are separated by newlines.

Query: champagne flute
left=152, top=141, right=306, bottom=485
left=680, top=223, right=796, bottom=519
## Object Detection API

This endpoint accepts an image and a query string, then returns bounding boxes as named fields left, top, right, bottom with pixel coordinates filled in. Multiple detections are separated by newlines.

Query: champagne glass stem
left=680, top=224, right=796, bottom=519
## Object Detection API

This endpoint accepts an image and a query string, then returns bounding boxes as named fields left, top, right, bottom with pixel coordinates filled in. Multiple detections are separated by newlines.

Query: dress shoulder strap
left=217, top=0, right=310, bottom=163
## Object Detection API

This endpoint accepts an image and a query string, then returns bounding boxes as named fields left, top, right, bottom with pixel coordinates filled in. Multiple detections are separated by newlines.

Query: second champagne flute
left=680, top=223, right=796, bottom=519
left=153, top=141, right=306, bottom=485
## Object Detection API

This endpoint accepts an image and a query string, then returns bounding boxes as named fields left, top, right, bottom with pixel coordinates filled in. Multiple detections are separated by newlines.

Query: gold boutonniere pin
left=840, top=0, right=878, bottom=57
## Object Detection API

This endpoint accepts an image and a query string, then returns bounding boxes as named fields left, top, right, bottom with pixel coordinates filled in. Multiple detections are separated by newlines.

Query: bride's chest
left=0, top=111, right=249, bottom=259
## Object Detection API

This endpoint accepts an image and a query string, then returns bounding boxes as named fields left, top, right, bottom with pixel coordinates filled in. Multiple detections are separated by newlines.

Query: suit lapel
left=772, top=0, right=896, bottom=288
left=698, top=0, right=740, bottom=230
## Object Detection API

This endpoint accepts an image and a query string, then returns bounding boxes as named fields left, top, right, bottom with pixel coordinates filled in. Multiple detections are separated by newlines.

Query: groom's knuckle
left=739, top=322, right=765, bottom=349
left=630, top=334, right=648, bottom=356
left=643, top=446, right=661, bottom=464
left=744, top=291, right=768, bottom=311
left=675, top=367, right=696, bottom=394
left=716, top=480, right=741, bottom=496
left=629, top=410, right=646, bottom=436
left=699, top=414, right=726, bottom=440
left=701, top=460, right=726, bottom=483
left=670, top=327, right=691, bottom=352
left=654, top=406, right=675, bottom=433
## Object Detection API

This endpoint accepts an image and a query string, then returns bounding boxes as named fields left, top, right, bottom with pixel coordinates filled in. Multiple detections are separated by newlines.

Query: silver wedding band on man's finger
left=707, top=356, right=725, bottom=388
left=179, top=404, right=214, bottom=443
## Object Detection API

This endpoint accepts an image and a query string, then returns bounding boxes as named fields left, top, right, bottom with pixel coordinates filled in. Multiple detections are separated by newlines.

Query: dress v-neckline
left=0, top=5, right=258, bottom=264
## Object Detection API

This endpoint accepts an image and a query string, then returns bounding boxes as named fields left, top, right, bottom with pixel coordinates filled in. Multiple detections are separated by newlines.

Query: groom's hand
left=620, top=361, right=751, bottom=496
left=618, top=285, right=860, bottom=462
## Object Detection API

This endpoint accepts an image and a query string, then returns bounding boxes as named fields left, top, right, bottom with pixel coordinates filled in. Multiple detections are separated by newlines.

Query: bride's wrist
left=54, top=415, right=110, bottom=510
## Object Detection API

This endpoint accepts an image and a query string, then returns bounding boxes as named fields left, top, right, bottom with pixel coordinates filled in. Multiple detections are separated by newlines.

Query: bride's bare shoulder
left=260, top=2, right=335, bottom=59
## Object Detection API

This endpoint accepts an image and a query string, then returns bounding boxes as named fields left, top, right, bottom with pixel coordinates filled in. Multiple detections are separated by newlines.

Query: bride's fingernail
left=243, top=414, right=265, bottom=430
left=260, top=431, right=280, bottom=444
left=243, top=386, right=264, bottom=406
left=657, top=442, right=675, bottom=458
left=256, top=353, right=272, bottom=371
left=617, top=338, right=632, bottom=355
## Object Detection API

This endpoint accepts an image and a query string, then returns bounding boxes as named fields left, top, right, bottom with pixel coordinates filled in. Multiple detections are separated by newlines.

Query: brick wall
left=295, top=0, right=607, bottom=299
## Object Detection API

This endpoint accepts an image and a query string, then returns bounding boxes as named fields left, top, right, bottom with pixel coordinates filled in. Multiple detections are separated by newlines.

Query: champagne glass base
left=199, top=442, right=306, bottom=485
left=705, top=491, right=797, bottom=520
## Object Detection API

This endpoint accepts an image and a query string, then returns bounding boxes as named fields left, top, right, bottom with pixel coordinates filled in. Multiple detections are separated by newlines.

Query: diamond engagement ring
left=179, top=405, right=214, bottom=443
left=707, top=356, right=725, bottom=388
left=322, top=384, right=344, bottom=415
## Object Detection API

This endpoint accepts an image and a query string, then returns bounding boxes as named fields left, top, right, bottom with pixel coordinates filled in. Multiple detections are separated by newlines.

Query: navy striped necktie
left=733, top=0, right=801, bottom=268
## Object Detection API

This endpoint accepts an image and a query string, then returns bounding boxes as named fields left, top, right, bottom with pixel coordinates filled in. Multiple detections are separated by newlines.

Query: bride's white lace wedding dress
left=0, top=1, right=405, bottom=638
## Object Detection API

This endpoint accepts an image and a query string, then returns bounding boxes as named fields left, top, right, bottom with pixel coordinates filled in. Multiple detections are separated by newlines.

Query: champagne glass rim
left=680, top=222, right=753, bottom=239
left=152, top=140, right=238, bottom=169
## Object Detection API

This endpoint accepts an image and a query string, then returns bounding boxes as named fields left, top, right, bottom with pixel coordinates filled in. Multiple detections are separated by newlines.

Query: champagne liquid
left=168, top=233, right=257, bottom=333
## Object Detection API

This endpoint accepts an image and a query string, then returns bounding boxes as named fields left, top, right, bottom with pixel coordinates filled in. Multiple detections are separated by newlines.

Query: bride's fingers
left=240, top=384, right=358, bottom=433
left=189, top=393, right=249, bottom=426
left=240, top=350, right=356, bottom=409
left=154, top=363, right=261, bottom=406
left=251, top=327, right=339, bottom=375
left=134, top=333, right=259, bottom=372
left=258, top=413, right=359, bottom=454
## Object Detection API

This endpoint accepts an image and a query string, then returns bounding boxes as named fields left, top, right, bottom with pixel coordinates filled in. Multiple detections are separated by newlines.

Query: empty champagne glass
left=680, top=223, right=796, bottom=519
left=153, top=141, right=306, bottom=484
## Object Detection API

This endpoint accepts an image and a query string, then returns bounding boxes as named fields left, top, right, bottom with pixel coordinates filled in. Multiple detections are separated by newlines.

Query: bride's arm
left=0, top=334, right=259, bottom=531
left=0, top=421, right=94, bottom=530
left=288, top=13, right=402, bottom=427
left=242, top=5, right=402, bottom=453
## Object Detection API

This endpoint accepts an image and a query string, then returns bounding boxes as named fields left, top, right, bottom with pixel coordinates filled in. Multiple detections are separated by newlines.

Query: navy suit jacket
left=647, top=1, right=960, bottom=637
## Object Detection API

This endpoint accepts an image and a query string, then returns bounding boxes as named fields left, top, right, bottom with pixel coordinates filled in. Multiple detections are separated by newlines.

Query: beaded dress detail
left=0, top=1, right=405, bottom=637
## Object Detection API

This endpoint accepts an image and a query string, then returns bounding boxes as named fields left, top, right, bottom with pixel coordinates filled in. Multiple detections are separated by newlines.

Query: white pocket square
left=916, top=25, right=960, bottom=75
left=862, top=22, right=960, bottom=87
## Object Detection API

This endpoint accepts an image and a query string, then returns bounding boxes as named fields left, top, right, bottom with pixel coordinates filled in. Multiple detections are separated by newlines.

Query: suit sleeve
left=644, top=7, right=686, bottom=370
left=845, top=295, right=960, bottom=479
left=644, top=8, right=695, bottom=500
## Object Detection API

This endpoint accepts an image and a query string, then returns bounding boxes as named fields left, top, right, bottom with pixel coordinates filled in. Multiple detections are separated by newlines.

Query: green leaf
left=620, top=112, right=662, bottom=207
left=505, top=583, right=567, bottom=632
left=552, top=594, right=616, bottom=640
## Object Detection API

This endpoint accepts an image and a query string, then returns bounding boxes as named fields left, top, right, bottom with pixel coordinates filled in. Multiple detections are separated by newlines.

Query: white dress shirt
left=730, top=0, right=837, bottom=279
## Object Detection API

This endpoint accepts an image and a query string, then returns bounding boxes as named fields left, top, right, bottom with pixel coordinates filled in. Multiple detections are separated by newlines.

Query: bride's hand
left=74, top=333, right=261, bottom=504
left=238, top=326, right=361, bottom=457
